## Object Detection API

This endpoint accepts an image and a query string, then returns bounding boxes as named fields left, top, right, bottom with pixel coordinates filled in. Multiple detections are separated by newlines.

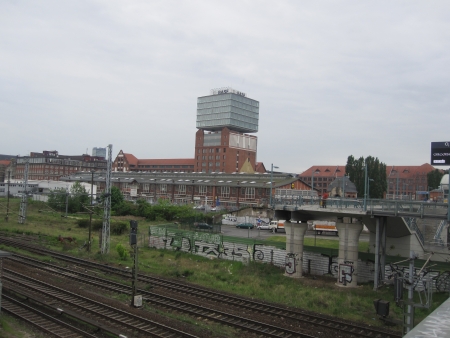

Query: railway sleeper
left=5, top=287, right=127, bottom=338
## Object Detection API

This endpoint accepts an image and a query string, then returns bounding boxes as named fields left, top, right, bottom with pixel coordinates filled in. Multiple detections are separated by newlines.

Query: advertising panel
left=431, top=142, right=450, bottom=166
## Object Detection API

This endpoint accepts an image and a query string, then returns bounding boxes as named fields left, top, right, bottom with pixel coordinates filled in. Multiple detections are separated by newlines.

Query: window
left=245, top=187, right=255, bottom=199
left=160, top=184, right=167, bottom=193
left=178, top=185, right=186, bottom=194
left=143, top=184, right=149, bottom=192
left=221, top=186, right=230, bottom=198
left=199, top=185, right=207, bottom=195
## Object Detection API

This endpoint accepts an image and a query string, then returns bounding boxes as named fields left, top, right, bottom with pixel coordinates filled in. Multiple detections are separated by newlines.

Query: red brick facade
left=194, top=128, right=260, bottom=173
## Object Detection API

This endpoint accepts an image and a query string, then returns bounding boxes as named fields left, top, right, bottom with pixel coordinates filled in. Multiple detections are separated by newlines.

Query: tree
left=48, top=188, right=68, bottom=212
left=345, top=155, right=387, bottom=199
left=47, top=182, right=89, bottom=214
left=110, top=186, right=124, bottom=210
left=69, top=181, right=89, bottom=213
left=427, top=169, right=444, bottom=190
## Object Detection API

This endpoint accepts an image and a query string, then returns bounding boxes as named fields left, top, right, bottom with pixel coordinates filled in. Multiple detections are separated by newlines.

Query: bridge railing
left=404, top=217, right=425, bottom=245
left=273, top=197, right=448, bottom=219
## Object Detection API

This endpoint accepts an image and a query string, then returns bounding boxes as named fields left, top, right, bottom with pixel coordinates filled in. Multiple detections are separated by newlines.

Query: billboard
left=431, top=142, right=450, bottom=165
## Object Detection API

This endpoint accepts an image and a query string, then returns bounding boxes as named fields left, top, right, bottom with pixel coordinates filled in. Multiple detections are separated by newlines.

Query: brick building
left=194, top=88, right=261, bottom=173
left=11, top=150, right=107, bottom=181
left=299, top=163, right=438, bottom=200
left=112, top=150, right=195, bottom=173
left=0, top=159, right=11, bottom=182
left=111, top=87, right=266, bottom=175
left=62, top=171, right=312, bottom=208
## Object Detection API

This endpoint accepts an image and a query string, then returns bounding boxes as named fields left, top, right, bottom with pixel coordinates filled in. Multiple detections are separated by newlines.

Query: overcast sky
left=1, top=1, right=449, bottom=173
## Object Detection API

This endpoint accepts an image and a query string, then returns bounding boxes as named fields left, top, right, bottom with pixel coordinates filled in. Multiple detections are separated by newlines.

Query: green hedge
left=76, top=219, right=128, bottom=235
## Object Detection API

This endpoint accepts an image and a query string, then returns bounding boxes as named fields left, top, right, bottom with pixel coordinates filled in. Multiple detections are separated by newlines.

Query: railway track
left=0, top=235, right=402, bottom=338
left=3, top=268, right=198, bottom=338
left=5, top=258, right=316, bottom=338
left=2, top=293, right=97, bottom=338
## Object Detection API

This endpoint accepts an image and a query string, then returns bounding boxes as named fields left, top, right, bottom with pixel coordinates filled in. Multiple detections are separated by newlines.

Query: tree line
left=48, top=184, right=213, bottom=224
left=345, top=155, right=387, bottom=199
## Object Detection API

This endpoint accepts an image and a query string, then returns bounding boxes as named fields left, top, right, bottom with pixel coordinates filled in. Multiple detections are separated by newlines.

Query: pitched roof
left=300, top=165, right=346, bottom=177
left=300, top=163, right=437, bottom=178
left=137, top=158, right=195, bottom=166
left=123, top=153, right=139, bottom=166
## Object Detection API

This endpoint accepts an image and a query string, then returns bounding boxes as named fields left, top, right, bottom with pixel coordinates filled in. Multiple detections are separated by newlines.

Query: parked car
left=256, top=224, right=272, bottom=230
left=236, top=223, right=254, bottom=229
left=195, top=222, right=213, bottom=230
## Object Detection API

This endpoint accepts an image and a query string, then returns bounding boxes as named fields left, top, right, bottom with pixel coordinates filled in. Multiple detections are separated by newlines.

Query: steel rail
left=2, top=294, right=95, bottom=338
left=0, top=238, right=401, bottom=338
left=3, top=269, right=198, bottom=338
left=5, top=259, right=315, bottom=338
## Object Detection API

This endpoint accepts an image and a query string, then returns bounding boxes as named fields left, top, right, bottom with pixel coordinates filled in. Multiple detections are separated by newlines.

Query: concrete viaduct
left=272, top=197, right=449, bottom=289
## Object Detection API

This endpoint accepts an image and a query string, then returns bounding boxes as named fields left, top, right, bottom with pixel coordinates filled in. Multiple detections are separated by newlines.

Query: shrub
left=116, top=243, right=129, bottom=260
left=78, top=220, right=128, bottom=236
left=77, top=219, right=90, bottom=228
left=111, top=222, right=128, bottom=235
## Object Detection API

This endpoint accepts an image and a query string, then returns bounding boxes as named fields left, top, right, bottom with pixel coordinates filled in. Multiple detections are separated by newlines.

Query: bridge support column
left=284, top=222, right=308, bottom=278
left=373, top=217, right=387, bottom=290
left=335, top=218, right=363, bottom=288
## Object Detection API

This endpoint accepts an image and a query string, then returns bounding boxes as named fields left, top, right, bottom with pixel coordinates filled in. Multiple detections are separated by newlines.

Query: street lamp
left=269, top=164, right=279, bottom=206
left=367, top=178, right=374, bottom=199
left=363, top=162, right=368, bottom=211
left=311, top=169, right=319, bottom=203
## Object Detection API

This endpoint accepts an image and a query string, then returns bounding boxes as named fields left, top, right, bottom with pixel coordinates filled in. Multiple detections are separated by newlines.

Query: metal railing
left=432, top=220, right=447, bottom=246
left=404, top=217, right=425, bottom=246
left=273, top=197, right=449, bottom=220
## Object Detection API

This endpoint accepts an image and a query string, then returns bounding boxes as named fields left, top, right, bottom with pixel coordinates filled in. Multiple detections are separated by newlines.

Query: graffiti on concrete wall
left=285, top=253, right=297, bottom=275
left=148, top=231, right=444, bottom=288
left=338, top=262, right=354, bottom=285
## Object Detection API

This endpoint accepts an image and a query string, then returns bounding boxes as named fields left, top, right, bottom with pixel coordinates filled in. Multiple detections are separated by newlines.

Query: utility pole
left=88, top=170, right=94, bottom=252
left=5, top=170, right=10, bottom=221
left=65, top=192, right=69, bottom=217
left=130, top=220, right=141, bottom=307
left=18, top=158, right=29, bottom=224
left=101, top=144, right=112, bottom=254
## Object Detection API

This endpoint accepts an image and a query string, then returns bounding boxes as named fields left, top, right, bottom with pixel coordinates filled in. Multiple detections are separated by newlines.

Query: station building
left=61, top=171, right=314, bottom=209
left=6, top=150, right=107, bottom=182
left=299, top=163, right=439, bottom=200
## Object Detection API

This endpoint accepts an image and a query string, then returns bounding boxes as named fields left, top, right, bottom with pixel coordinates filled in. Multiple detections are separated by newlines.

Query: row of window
left=197, top=93, right=259, bottom=107
left=197, top=155, right=226, bottom=160
left=124, top=183, right=267, bottom=198
left=199, top=148, right=227, bottom=154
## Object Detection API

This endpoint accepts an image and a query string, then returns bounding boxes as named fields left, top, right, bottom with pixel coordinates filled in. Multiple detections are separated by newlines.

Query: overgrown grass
left=0, top=197, right=448, bottom=332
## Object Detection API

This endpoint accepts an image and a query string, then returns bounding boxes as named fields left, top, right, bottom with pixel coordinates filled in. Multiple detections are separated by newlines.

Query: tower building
left=194, top=87, right=260, bottom=173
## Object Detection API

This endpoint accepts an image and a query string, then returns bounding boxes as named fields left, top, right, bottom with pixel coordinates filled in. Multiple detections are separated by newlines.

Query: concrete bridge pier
left=335, top=218, right=363, bottom=288
left=284, top=222, right=308, bottom=278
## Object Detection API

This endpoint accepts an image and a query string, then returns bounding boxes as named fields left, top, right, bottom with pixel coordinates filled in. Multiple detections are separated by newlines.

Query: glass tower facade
left=196, top=92, right=259, bottom=133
